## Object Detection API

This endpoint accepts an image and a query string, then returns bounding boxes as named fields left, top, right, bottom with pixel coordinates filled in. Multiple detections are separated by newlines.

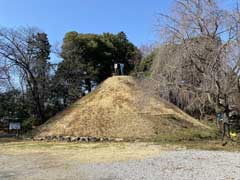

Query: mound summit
left=36, top=76, right=209, bottom=139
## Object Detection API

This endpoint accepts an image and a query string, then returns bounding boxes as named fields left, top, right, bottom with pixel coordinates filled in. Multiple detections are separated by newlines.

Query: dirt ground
left=0, top=140, right=172, bottom=180
left=0, top=139, right=239, bottom=180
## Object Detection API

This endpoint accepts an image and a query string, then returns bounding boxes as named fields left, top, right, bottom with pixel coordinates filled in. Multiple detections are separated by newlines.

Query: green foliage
left=21, top=117, right=37, bottom=131
left=0, top=90, right=29, bottom=119
left=136, top=51, right=156, bottom=76
left=27, top=32, right=51, bottom=122
left=154, top=128, right=218, bottom=142
left=55, top=31, right=141, bottom=105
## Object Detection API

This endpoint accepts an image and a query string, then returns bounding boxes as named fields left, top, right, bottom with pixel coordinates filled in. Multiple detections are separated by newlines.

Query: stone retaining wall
left=32, top=136, right=124, bottom=142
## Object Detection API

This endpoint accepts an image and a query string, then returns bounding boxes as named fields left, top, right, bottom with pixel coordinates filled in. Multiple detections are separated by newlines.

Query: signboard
left=9, top=122, right=21, bottom=130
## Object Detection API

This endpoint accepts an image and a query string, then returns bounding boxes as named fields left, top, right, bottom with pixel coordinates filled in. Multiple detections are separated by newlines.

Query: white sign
left=9, top=122, right=21, bottom=130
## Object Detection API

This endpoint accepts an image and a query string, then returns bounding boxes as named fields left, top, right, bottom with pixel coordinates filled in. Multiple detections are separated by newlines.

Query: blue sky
left=0, top=0, right=175, bottom=48
left=0, top=0, right=235, bottom=51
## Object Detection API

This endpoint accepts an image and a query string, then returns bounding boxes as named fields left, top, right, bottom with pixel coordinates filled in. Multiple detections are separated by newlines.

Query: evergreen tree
left=27, top=32, right=51, bottom=123
left=56, top=31, right=141, bottom=105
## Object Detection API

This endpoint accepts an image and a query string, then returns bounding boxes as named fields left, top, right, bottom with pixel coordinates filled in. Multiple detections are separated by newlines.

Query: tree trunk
left=27, top=74, right=45, bottom=124
left=32, top=88, right=45, bottom=124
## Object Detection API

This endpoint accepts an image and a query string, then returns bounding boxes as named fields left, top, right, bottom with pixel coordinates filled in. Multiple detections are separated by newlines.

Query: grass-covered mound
left=35, top=76, right=211, bottom=140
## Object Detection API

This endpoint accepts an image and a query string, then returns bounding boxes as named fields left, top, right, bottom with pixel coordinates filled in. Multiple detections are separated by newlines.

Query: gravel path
left=0, top=150, right=240, bottom=180
left=81, top=150, right=240, bottom=180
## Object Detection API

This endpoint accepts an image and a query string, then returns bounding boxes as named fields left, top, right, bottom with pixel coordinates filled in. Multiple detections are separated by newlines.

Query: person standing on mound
left=113, top=63, right=125, bottom=75
left=119, top=63, right=124, bottom=75
left=114, top=63, right=118, bottom=75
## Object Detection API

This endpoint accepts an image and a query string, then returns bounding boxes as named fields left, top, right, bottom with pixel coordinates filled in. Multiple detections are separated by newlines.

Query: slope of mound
left=36, top=76, right=210, bottom=139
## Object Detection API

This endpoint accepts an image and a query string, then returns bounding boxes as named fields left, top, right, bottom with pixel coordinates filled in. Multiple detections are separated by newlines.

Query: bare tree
left=0, top=27, right=51, bottom=123
left=149, top=0, right=240, bottom=122
left=0, top=58, right=15, bottom=91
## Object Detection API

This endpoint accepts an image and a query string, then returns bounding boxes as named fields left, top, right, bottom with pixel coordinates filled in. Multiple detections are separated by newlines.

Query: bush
left=22, top=117, right=37, bottom=131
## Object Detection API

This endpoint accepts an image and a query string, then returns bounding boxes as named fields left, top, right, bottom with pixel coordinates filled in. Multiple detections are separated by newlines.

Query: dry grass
left=0, top=139, right=239, bottom=180
left=35, top=76, right=210, bottom=139
left=155, top=140, right=240, bottom=152
left=0, top=140, right=174, bottom=163
left=0, top=139, right=239, bottom=165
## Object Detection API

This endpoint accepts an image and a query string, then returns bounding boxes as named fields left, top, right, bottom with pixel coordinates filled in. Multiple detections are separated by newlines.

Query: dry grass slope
left=36, top=76, right=210, bottom=139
